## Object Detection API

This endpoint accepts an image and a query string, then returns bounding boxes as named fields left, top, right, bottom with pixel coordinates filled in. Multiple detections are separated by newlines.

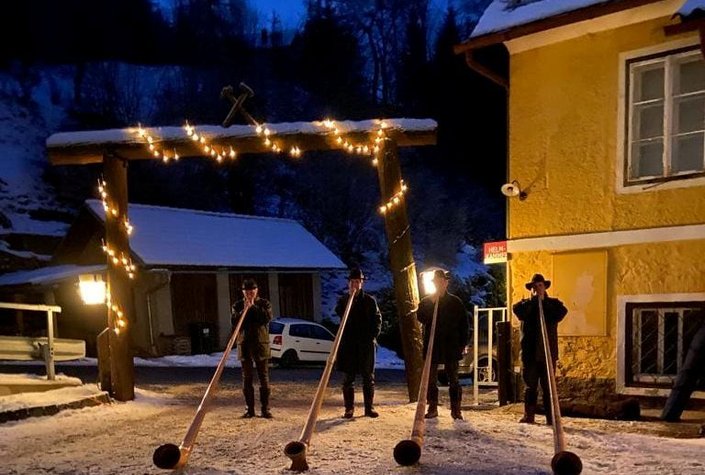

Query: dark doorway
left=170, top=273, right=219, bottom=345
left=278, top=273, right=313, bottom=320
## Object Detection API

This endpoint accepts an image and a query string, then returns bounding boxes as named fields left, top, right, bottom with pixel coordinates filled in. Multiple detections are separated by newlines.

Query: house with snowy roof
left=457, top=0, right=705, bottom=401
left=0, top=200, right=346, bottom=357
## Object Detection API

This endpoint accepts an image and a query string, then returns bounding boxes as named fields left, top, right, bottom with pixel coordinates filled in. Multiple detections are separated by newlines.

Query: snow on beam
left=47, top=118, right=437, bottom=165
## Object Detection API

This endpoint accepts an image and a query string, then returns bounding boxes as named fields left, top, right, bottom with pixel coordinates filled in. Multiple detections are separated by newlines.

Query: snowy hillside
left=0, top=69, right=74, bottom=266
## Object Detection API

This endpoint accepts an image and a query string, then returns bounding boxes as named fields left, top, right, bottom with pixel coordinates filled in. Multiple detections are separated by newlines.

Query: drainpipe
left=146, top=269, right=171, bottom=356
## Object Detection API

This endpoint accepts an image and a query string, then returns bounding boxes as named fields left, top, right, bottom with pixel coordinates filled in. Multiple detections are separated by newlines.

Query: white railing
left=472, top=306, right=508, bottom=406
left=0, top=302, right=62, bottom=380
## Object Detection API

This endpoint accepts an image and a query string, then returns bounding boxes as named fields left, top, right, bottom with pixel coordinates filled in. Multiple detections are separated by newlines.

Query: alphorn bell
left=393, top=296, right=440, bottom=466
left=284, top=289, right=357, bottom=471
left=153, top=304, right=252, bottom=470
left=538, top=297, right=583, bottom=475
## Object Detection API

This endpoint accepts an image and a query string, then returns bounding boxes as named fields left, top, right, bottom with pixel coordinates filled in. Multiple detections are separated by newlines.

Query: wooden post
left=103, top=153, right=135, bottom=401
left=375, top=138, right=423, bottom=402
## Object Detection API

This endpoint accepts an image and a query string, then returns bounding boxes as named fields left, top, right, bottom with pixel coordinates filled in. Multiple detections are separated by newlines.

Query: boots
left=242, top=386, right=255, bottom=418
left=343, top=386, right=354, bottom=419
left=424, top=401, right=438, bottom=419
left=363, top=385, right=379, bottom=418
left=519, top=403, right=536, bottom=423
left=260, top=387, right=273, bottom=419
left=450, top=386, right=463, bottom=420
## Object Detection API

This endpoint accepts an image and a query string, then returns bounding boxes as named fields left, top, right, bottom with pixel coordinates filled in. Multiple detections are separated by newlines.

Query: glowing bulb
left=255, top=125, right=263, bottom=135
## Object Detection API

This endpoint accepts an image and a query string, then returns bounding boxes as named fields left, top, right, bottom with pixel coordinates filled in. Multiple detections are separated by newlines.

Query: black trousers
left=427, top=358, right=460, bottom=403
left=662, top=323, right=705, bottom=421
left=242, top=357, right=270, bottom=393
left=342, top=370, right=374, bottom=390
left=523, top=360, right=551, bottom=413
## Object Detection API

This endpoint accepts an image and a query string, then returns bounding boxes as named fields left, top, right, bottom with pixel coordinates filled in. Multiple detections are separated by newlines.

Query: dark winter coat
left=231, top=297, right=272, bottom=361
left=416, top=292, right=469, bottom=364
left=335, top=290, right=382, bottom=375
left=512, top=295, right=567, bottom=365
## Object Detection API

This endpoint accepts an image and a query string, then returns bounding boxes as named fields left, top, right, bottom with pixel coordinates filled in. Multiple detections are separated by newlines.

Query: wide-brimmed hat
left=432, top=269, right=450, bottom=281
left=525, top=273, right=551, bottom=290
left=242, top=278, right=258, bottom=290
left=348, top=268, right=365, bottom=280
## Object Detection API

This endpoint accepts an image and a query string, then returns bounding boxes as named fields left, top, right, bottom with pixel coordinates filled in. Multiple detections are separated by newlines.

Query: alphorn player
left=335, top=268, right=382, bottom=418
left=513, top=273, right=567, bottom=425
left=231, top=278, right=274, bottom=419
left=416, top=269, right=469, bottom=420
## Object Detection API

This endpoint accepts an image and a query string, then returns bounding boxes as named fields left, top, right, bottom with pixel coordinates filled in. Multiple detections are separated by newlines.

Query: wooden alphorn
left=153, top=304, right=252, bottom=470
left=393, top=296, right=440, bottom=466
left=538, top=297, right=582, bottom=475
left=284, top=289, right=357, bottom=471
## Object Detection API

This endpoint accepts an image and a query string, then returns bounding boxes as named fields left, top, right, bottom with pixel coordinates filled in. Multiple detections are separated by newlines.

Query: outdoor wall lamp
left=501, top=180, right=528, bottom=201
left=79, top=274, right=106, bottom=305
left=419, top=267, right=447, bottom=296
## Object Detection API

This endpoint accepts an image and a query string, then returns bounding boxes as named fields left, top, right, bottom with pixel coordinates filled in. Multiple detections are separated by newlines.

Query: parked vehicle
left=438, top=309, right=503, bottom=385
left=438, top=344, right=498, bottom=385
left=269, top=317, right=335, bottom=368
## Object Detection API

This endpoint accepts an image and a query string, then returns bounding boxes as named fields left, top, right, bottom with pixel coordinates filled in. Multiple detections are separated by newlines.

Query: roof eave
left=454, top=0, right=662, bottom=54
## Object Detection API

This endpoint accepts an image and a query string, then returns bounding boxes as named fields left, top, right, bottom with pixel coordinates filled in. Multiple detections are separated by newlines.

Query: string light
left=318, top=118, right=387, bottom=167
left=106, top=291, right=128, bottom=335
left=183, top=122, right=235, bottom=163
left=136, top=124, right=180, bottom=163
left=101, top=239, right=137, bottom=279
left=97, top=179, right=133, bottom=234
left=379, top=180, right=409, bottom=215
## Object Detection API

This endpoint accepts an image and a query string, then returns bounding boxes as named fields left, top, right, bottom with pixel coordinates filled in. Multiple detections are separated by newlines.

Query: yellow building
left=457, top=0, right=705, bottom=400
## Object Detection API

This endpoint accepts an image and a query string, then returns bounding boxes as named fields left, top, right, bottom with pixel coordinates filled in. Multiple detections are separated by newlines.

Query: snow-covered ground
left=1, top=378, right=705, bottom=474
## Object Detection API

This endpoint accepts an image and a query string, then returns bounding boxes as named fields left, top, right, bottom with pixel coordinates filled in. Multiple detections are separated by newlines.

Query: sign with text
left=483, top=241, right=507, bottom=264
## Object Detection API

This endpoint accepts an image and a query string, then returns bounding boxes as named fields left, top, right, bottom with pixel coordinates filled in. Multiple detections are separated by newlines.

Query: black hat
left=432, top=269, right=450, bottom=281
left=348, top=268, right=365, bottom=280
left=242, top=278, right=258, bottom=290
left=525, top=273, right=551, bottom=290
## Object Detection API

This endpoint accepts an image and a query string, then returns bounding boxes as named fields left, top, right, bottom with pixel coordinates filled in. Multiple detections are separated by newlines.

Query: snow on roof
left=471, top=0, right=612, bottom=38
left=0, top=264, right=105, bottom=287
left=678, top=0, right=705, bottom=17
left=46, top=118, right=437, bottom=148
left=85, top=200, right=346, bottom=269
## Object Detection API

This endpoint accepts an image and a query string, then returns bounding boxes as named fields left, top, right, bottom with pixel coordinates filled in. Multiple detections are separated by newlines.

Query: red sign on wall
left=483, top=241, right=507, bottom=264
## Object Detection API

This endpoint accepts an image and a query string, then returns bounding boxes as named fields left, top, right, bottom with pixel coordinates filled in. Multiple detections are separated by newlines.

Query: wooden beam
left=375, top=138, right=424, bottom=402
left=103, top=154, right=135, bottom=402
left=48, top=120, right=437, bottom=166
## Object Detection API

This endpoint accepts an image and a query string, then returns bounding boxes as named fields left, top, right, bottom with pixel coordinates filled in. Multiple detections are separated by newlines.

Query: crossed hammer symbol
left=220, top=83, right=257, bottom=128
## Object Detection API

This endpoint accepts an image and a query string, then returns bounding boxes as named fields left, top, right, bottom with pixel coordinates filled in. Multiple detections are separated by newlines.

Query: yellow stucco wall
left=506, top=16, right=705, bottom=390
left=509, top=18, right=704, bottom=239
left=511, top=241, right=705, bottom=381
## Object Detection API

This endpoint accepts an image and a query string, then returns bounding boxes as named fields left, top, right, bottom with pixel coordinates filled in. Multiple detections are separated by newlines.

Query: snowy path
left=1, top=380, right=704, bottom=474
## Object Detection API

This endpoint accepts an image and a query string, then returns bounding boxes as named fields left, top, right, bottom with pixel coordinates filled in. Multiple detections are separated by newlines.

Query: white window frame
left=616, top=38, right=705, bottom=194
left=617, top=293, right=705, bottom=398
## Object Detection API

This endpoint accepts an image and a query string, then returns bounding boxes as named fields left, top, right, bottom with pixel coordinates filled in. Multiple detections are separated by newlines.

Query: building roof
left=85, top=200, right=346, bottom=270
left=0, top=264, right=105, bottom=287
left=471, top=0, right=612, bottom=38
left=678, top=0, right=705, bottom=18
left=457, top=0, right=695, bottom=52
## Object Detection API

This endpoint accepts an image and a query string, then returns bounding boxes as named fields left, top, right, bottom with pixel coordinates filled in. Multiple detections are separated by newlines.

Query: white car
left=269, top=317, right=335, bottom=367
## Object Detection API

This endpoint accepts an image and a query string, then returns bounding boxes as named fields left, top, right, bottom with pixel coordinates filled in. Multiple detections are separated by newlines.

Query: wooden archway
left=47, top=118, right=436, bottom=401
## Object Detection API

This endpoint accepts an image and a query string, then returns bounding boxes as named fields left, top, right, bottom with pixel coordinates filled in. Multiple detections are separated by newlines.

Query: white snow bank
left=0, top=383, right=102, bottom=413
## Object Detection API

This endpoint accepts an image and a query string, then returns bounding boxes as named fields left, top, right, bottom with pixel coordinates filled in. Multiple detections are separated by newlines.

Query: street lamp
left=78, top=274, right=106, bottom=305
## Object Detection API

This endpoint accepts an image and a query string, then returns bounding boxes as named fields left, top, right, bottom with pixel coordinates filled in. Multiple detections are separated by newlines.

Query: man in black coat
left=416, top=269, right=469, bottom=420
left=231, top=278, right=273, bottom=419
left=512, top=273, right=567, bottom=424
left=336, top=268, right=382, bottom=418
